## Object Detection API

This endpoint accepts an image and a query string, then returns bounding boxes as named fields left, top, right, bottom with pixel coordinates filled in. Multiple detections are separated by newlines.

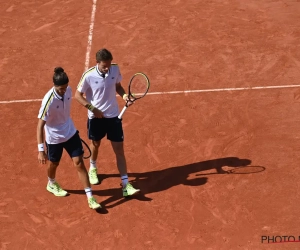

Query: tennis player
left=37, top=67, right=101, bottom=210
left=75, top=48, right=140, bottom=197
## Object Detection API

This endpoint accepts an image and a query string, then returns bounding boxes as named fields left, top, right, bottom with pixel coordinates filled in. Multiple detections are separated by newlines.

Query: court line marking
left=145, top=84, right=300, bottom=95
left=84, top=0, right=97, bottom=71
left=1, top=84, right=300, bottom=104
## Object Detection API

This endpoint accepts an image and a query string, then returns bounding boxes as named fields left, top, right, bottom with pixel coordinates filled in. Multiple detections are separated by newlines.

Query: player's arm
left=116, top=82, right=133, bottom=106
left=115, top=67, right=133, bottom=105
left=116, top=82, right=127, bottom=100
left=75, top=90, right=104, bottom=118
left=37, top=119, right=47, bottom=164
left=115, top=66, right=127, bottom=100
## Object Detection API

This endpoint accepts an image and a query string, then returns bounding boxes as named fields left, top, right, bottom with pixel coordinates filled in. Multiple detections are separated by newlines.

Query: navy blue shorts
left=87, top=117, right=124, bottom=142
left=46, top=131, right=84, bottom=162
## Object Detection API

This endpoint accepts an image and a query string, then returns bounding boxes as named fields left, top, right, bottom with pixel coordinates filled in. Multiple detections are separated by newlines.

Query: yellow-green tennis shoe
left=89, top=168, right=99, bottom=185
left=123, top=183, right=140, bottom=197
left=88, top=197, right=101, bottom=209
left=46, top=182, right=68, bottom=197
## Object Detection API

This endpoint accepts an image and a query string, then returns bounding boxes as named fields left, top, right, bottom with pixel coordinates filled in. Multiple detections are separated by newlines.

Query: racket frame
left=81, top=139, right=91, bottom=159
left=118, top=72, right=150, bottom=119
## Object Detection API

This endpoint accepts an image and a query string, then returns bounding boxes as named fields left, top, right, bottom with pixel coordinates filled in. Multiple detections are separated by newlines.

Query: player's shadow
left=66, top=157, right=262, bottom=211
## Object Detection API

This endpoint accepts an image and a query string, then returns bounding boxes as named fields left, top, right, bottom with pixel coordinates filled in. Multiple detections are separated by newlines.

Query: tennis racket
left=81, top=139, right=91, bottom=159
left=118, top=72, right=150, bottom=119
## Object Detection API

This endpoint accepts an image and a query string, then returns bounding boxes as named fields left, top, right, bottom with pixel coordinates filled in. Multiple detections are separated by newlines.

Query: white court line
left=1, top=84, right=300, bottom=104
left=145, top=84, right=300, bottom=95
left=84, top=0, right=98, bottom=71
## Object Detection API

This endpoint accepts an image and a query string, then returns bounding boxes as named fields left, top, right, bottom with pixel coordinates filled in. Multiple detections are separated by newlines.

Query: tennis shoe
left=89, top=168, right=99, bottom=185
left=88, top=196, right=101, bottom=209
left=123, top=183, right=140, bottom=197
left=46, top=182, right=68, bottom=197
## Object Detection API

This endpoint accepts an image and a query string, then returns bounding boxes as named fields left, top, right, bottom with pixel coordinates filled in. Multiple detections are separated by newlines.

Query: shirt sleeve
left=116, top=66, right=122, bottom=83
left=37, top=93, right=53, bottom=121
left=77, top=73, right=89, bottom=93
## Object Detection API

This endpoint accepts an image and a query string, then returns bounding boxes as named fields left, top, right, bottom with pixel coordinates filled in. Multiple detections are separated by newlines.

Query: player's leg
left=45, top=143, right=68, bottom=197
left=108, top=117, right=140, bottom=197
left=87, top=118, right=106, bottom=185
left=72, top=156, right=101, bottom=209
left=110, top=141, right=127, bottom=177
left=64, top=131, right=101, bottom=209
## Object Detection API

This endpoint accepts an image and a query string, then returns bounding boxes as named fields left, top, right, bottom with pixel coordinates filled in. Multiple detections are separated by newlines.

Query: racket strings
left=129, top=75, right=149, bottom=98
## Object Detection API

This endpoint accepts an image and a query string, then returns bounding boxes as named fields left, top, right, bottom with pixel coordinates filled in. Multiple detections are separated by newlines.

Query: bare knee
left=92, top=140, right=101, bottom=148
left=73, top=157, right=85, bottom=170
left=50, top=162, right=59, bottom=168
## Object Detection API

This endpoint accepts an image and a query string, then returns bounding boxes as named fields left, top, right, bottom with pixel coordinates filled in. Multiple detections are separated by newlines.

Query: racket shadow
left=65, top=157, right=265, bottom=210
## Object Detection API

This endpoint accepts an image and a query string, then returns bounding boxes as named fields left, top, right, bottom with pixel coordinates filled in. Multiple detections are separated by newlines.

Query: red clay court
left=1, top=0, right=300, bottom=249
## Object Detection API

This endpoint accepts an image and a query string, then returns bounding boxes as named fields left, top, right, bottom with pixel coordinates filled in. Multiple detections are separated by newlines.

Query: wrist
left=86, top=104, right=95, bottom=111
left=38, top=143, right=44, bottom=152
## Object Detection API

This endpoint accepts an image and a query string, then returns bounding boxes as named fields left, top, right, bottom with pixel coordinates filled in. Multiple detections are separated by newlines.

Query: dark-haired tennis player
left=37, top=67, right=101, bottom=210
left=75, top=48, right=140, bottom=197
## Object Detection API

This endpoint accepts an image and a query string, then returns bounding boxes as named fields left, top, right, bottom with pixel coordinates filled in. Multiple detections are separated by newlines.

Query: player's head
left=96, top=48, right=113, bottom=74
left=53, top=67, right=69, bottom=96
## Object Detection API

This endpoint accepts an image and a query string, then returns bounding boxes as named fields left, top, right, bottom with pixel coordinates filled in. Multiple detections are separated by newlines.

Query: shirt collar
left=96, top=65, right=110, bottom=78
left=53, top=87, right=64, bottom=100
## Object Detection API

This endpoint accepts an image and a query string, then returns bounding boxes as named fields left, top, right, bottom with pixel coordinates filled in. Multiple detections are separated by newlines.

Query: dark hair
left=96, top=48, right=113, bottom=62
left=53, top=67, right=69, bottom=86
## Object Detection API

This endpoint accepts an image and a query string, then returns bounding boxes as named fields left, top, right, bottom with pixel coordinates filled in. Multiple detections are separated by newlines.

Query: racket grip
left=118, top=106, right=127, bottom=119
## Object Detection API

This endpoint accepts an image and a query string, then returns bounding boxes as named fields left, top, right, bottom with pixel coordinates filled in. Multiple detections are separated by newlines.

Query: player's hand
left=38, top=151, right=47, bottom=164
left=93, top=108, right=104, bottom=118
left=123, top=94, right=134, bottom=107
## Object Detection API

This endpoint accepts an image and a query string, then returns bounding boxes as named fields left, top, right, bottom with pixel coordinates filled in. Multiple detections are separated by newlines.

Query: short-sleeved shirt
left=77, top=64, right=122, bottom=119
left=37, top=86, right=76, bottom=144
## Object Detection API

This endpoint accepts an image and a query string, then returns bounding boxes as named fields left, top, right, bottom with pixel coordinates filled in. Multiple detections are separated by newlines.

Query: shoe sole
left=123, top=189, right=140, bottom=197
left=90, top=181, right=100, bottom=185
left=46, top=186, right=68, bottom=197
left=89, top=179, right=100, bottom=185
left=89, top=175, right=100, bottom=185
left=89, top=205, right=102, bottom=210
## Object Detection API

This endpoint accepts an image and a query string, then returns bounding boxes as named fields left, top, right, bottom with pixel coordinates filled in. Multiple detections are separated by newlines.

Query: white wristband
left=38, top=143, right=44, bottom=152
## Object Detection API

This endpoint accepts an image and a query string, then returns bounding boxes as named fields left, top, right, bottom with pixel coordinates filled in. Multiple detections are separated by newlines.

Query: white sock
left=85, top=187, right=93, bottom=199
left=90, top=160, right=97, bottom=169
left=48, top=177, right=56, bottom=185
left=121, top=175, right=128, bottom=187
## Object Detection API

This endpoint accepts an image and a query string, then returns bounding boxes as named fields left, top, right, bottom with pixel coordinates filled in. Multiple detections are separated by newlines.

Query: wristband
left=38, top=143, right=44, bottom=152
left=87, top=104, right=95, bottom=111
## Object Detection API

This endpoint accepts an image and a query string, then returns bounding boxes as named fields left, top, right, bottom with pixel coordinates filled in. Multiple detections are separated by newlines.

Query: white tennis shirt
left=37, top=86, right=76, bottom=144
left=77, top=64, right=122, bottom=119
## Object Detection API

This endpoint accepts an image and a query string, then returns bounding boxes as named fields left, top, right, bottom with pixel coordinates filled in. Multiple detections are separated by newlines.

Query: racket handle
left=118, top=106, right=127, bottom=119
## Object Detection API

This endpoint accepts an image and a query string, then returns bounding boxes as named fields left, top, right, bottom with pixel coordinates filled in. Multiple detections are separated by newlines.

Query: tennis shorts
left=46, top=131, right=84, bottom=162
left=87, top=117, right=124, bottom=142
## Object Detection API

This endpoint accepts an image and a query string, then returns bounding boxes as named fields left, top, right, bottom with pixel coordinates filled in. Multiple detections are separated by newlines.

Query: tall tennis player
left=75, top=48, right=140, bottom=197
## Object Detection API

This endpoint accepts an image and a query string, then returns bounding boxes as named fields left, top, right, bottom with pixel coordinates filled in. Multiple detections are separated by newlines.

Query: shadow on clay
left=65, top=157, right=265, bottom=212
